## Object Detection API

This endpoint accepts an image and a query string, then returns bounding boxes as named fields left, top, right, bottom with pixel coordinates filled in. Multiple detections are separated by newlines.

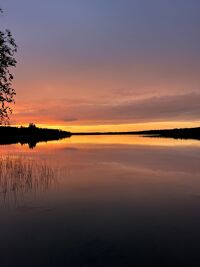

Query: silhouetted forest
left=1, top=126, right=200, bottom=149
left=0, top=125, right=71, bottom=148
left=138, top=127, right=200, bottom=140
left=73, top=127, right=200, bottom=140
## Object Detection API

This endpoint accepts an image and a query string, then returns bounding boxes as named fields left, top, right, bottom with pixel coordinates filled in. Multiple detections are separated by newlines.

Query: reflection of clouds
left=70, top=145, right=200, bottom=177
left=0, top=156, right=60, bottom=205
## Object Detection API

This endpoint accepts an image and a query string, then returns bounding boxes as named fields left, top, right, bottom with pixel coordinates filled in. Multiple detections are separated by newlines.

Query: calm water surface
left=0, top=135, right=200, bottom=267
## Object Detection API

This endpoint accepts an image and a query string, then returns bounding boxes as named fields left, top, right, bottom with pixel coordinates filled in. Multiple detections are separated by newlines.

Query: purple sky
left=1, top=0, right=200, bottom=130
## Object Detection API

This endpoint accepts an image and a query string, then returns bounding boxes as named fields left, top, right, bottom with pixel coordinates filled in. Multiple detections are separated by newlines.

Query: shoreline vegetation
left=0, top=125, right=71, bottom=148
left=0, top=126, right=200, bottom=148
left=72, top=127, right=200, bottom=140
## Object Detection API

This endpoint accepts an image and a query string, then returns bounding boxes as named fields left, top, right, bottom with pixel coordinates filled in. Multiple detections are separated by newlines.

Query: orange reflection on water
left=38, top=135, right=200, bottom=149
left=0, top=135, right=200, bottom=154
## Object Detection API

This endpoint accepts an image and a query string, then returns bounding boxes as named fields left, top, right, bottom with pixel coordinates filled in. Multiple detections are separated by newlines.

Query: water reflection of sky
left=0, top=136, right=200, bottom=266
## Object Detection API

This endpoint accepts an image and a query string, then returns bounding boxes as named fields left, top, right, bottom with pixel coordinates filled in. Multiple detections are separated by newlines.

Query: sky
left=1, top=0, right=200, bottom=132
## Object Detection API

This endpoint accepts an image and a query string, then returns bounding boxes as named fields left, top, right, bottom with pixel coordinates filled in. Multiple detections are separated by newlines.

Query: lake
left=0, top=135, right=200, bottom=267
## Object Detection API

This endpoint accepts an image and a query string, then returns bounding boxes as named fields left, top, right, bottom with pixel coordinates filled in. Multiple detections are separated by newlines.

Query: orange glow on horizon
left=14, top=120, right=200, bottom=133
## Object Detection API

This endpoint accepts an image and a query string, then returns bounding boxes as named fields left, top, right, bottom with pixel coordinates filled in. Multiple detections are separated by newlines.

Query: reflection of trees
left=0, top=156, right=59, bottom=205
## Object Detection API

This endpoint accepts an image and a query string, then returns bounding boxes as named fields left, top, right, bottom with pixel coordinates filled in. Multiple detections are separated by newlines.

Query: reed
left=0, top=155, right=60, bottom=205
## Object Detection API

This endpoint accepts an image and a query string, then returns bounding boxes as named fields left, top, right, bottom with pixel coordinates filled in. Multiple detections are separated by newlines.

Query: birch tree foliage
left=0, top=8, right=17, bottom=124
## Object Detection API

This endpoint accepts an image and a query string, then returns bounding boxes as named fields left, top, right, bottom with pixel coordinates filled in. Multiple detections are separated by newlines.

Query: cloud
left=63, top=117, right=78, bottom=122
left=66, top=92, right=200, bottom=123
left=104, top=92, right=200, bottom=122
left=13, top=92, right=200, bottom=125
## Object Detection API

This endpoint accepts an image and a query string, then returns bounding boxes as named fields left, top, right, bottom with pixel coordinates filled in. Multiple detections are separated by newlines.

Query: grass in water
left=0, top=156, right=60, bottom=205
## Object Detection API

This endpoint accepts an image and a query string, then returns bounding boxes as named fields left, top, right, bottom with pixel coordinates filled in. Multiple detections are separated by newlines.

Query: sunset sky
left=1, top=0, right=200, bottom=132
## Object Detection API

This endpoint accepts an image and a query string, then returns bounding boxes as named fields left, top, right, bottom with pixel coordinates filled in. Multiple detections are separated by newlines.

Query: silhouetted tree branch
left=0, top=8, right=17, bottom=124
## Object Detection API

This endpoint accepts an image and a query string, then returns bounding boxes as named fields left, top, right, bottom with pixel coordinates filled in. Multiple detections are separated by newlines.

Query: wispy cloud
left=13, top=92, right=200, bottom=125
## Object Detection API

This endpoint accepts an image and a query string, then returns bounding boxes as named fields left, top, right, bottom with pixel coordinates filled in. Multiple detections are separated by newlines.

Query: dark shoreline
left=0, top=126, right=71, bottom=148
left=1, top=126, right=200, bottom=148
left=72, top=127, right=200, bottom=140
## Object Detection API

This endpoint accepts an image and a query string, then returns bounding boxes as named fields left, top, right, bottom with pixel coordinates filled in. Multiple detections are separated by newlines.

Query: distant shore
left=1, top=126, right=200, bottom=148
left=72, top=127, right=200, bottom=140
